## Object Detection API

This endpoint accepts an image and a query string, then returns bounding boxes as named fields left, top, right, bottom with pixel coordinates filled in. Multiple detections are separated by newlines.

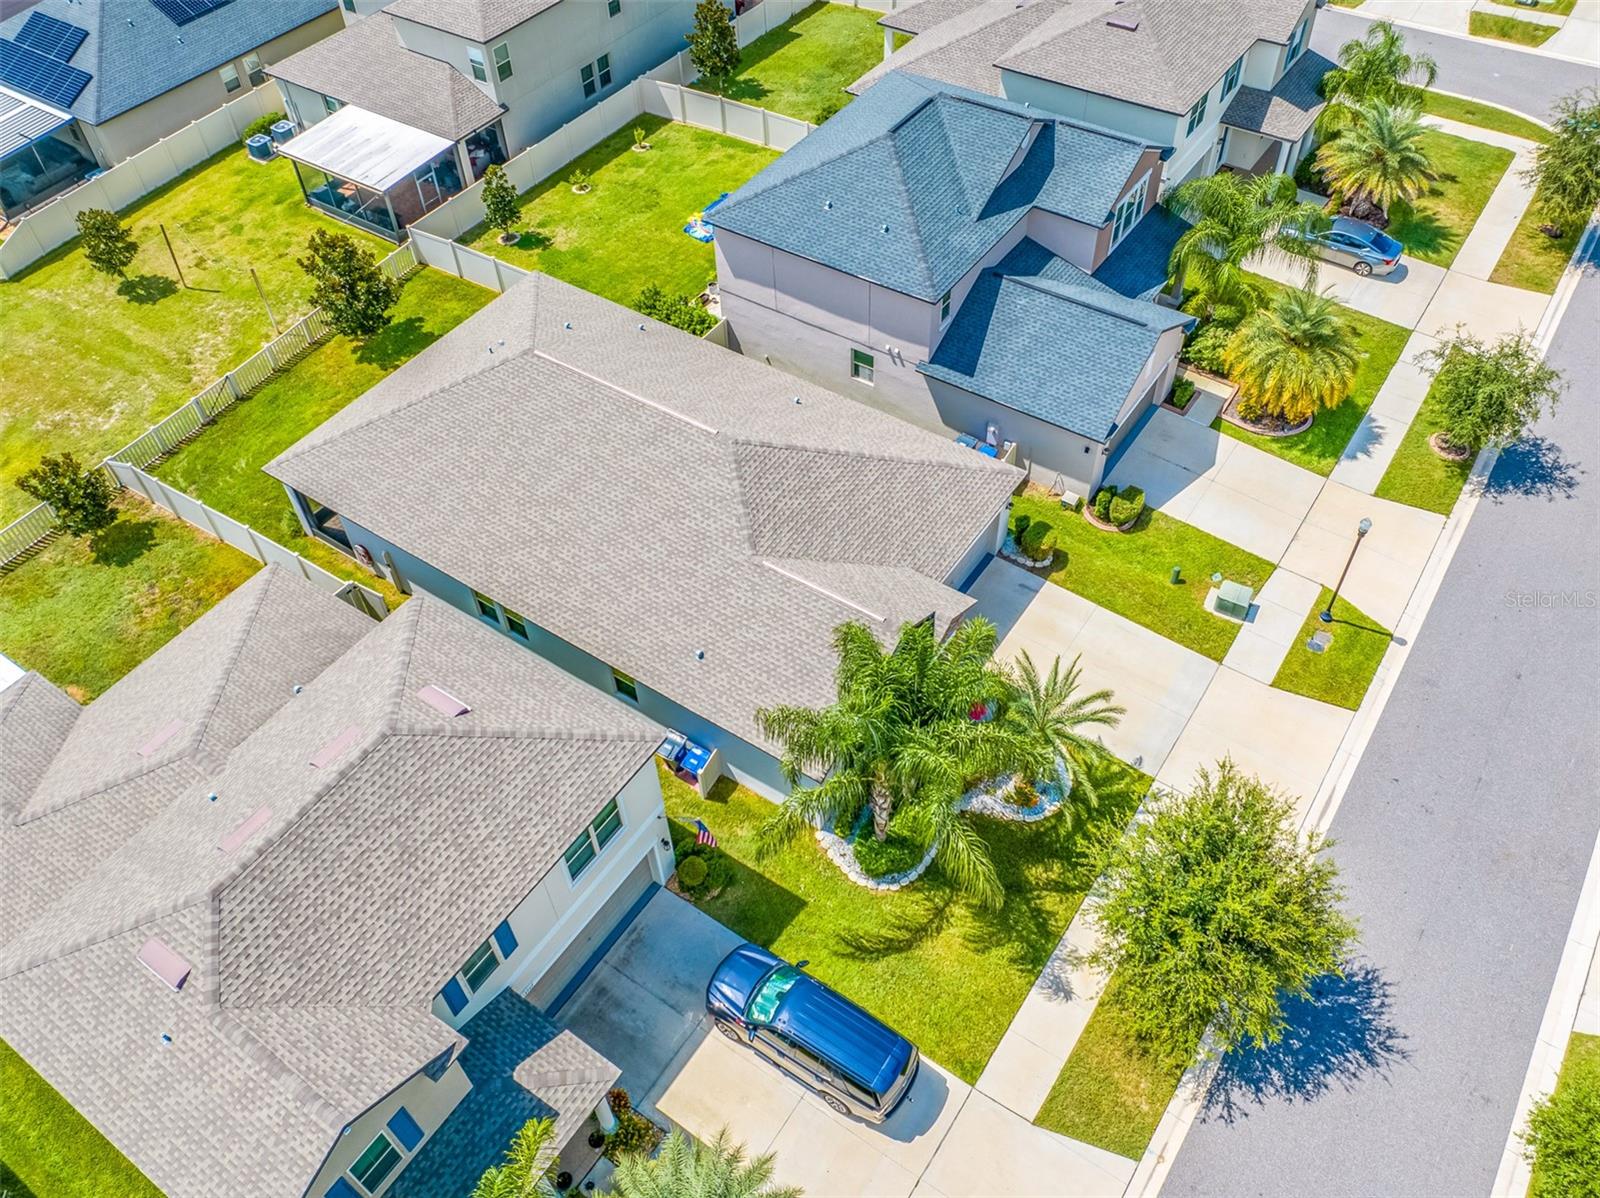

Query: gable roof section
left=384, top=0, right=561, bottom=42
left=853, top=0, right=1066, bottom=99
left=921, top=238, right=1192, bottom=440
left=712, top=70, right=1150, bottom=301
left=1093, top=203, right=1190, bottom=301
left=1221, top=49, right=1333, bottom=142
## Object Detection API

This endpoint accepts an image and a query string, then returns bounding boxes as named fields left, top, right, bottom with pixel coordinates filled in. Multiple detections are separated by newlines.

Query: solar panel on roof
left=148, top=0, right=236, bottom=27
left=0, top=39, right=91, bottom=109
left=14, top=12, right=87, bottom=62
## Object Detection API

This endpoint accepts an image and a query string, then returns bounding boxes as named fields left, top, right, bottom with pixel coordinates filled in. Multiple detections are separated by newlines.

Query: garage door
left=527, top=854, right=656, bottom=1012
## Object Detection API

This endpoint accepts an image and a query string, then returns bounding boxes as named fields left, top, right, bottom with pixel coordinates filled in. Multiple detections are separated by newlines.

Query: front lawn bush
left=1169, top=377, right=1196, bottom=409
left=242, top=111, right=286, bottom=142
left=676, top=854, right=709, bottom=890
left=604, top=1110, right=660, bottom=1163
left=1019, top=519, right=1055, bottom=561
left=1108, top=486, right=1145, bottom=527
left=1093, top=487, right=1114, bottom=522
left=1181, top=322, right=1233, bottom=374
left=636, top=283, right=716, bottom=336
left=1011, top=512, right=1032, bottom=544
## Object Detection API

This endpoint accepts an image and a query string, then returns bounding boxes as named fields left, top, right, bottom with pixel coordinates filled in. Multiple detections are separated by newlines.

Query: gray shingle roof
left=713, top=70, right=1151, bottom=301
left=921, top=238, right=1192, bottom=440
left=1221, top=49, right=1333, bottom=141
left=852, top=0, right=1064, bottom=98
left=0, top=0, right=336, bottom=124
left=268, top=12, right=504, bottom=141
left=384, top=0, right=561, bottom=42
left=1093, top=203, right=1191, bottom=301
left=878, top=0, right=989, bottom=36
left=266, top=273, right=1021, bottom=760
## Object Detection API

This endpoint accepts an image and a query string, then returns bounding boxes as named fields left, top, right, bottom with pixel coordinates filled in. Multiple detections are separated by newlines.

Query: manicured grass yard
left=1011, top=488, right=1275, bottom=662
left=691, top=2, right=901, bottom=122
left=1270, top=588, right=1392, bottom=710
left=661, top=757, right=1152, bottom=1084
left=0, top=1037, right=161, bottom=1198
left=153, top=268, right=493, bottom=605
left=1373, top=379, right=1475, bottom=515
left=1488, top=0, right=1575, bottom=14
left=0, top=495, right=258, bottom=701
left=0, top=146, right=386, bottom=523
left=1384, top=130, right=1514, bottom=269
left=1469, top=10, right=1558, bottom=46
left=1529, top=1032, right=1600, bottom=1197
left=1416, top=90, right=1551, bottom=144
left=1491, top=194, right=1583, bottom=294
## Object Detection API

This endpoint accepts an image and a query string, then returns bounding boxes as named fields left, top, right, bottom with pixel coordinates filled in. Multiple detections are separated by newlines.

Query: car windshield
left=746, top=965, right=801, bottom=1025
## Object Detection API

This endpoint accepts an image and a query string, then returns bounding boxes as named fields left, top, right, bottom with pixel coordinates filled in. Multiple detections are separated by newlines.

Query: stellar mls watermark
left=1504, top=589, right=1598, bottom=610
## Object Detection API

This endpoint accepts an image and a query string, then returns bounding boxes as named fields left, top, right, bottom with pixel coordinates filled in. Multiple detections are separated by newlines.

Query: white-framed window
left=850, top=348, right=874, bottom=384
left=580, top=62, right=597, bottom=98
left=323, top=94, right=342, bottom=114
left=1286, top=20, right=1306, bottom=65
left=219, top=63, right=241, bottom=93
left=504, top=608, right=529, bottom=640
left=349, top=1132, right=402, bottom=1193
left=471, top=589, right=499, bottom=623
left=493, top=41, right=513, bottom=82
left=564, top=798, right=623, bottom=882
left=580, top=54, right=613, bottom=99
left=1222, top=55, right=1242, bottom=97
left=243, top=53, right=265, bottom=87
left=597, top=54, right=612, bottom=88
left=1184, top=90, right=1208, bottom=136
left=939, top=290, right=952, bottom=325
left=611, top=667, right=639, bottom=702
left=1111, top=173, right=1148, bottom=246
left=468, top=47, right=487, bottom=82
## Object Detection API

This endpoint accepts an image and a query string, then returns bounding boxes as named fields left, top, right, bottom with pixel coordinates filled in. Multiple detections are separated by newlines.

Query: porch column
left=288, top=159, right=309, bottom=204
left=456, top=139, right=473, bottom=186
left=284, top=485, right=316, bottom=538
left=1274, top=137, right=1290, bottom=175
left=594, top=1094, right=618, bottom=1134
left=384, top=191, right=400, bottom=237
left=883, top=25, right=894, bottom=60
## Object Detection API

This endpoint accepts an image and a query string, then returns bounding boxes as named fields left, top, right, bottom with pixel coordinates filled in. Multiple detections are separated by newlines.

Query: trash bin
left=245, top=133, right=273, bottom=162
left=269, top=119, right=295, bottom=145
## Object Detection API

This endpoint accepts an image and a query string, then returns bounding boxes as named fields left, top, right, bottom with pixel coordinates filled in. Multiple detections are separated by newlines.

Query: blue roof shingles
left=712, top=70, right=1150, bottom=302
left=1093, top=205, right=1191, bottom=301
left=920, top=239, right=1192, bottom=441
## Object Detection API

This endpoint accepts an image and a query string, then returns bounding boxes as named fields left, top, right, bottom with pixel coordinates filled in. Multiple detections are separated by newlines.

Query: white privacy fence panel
left=0, top=504, right=58, bottom=567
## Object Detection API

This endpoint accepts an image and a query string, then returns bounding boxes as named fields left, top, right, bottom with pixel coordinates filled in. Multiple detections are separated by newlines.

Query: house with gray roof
left=858, top=0, right=1332, bottom=191
left=710, top=70, right=1193, bottom=499
left=267, top=0, right=704, bottom=239
left=0, top=0, right=340, bottom=219
left=0, top=565, right=677, bottom=1198
left=264, top=271, right=1021, bottom=801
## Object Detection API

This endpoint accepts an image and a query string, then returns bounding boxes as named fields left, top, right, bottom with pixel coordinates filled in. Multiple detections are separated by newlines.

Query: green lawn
left=0, top=1038, right=162, bottom=1198
left=1469, top=10, right=1558, bottom=45
left=662, top=758, right=1151, bottom=1084
left=691, top=2, right=898, bottom=122
left=0, top=495, right=258, bottom=701
left=1011, top=489, right=1275, bottom=662
left=1490, top=193, right=1583, bottom=294
left=1384, top=130, right=1514, bottom=269
left=0, top=146, right=387, bottom=523
left=152, top=268, right=492, bottom=606
left=1488, top=0, right=1576, bottom=14
left=1373, top=380, right=1475, bottom=515
left=1034, top=981, right=1191, bottom=1160
left=1529, top=1032, right=1600, bottom=1197
left=1415, top=90, right=1550, bottom=144
left=1209, top=276, right=1411, bottom=475
left=1270, top=588, right=1392, bottom=710
left=463, top=116, right=775, bottom=309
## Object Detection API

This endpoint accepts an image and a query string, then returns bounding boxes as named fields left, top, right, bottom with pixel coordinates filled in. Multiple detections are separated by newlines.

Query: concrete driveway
left=1252, top=252, right=1446, bottom=329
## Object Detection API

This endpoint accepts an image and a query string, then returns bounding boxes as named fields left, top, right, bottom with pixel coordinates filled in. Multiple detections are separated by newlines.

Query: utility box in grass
left=1215, top=580, right=1254, bottom=621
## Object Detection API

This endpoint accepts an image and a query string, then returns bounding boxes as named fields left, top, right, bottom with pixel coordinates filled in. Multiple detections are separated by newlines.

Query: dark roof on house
left=0, top=574, right=660, bottom=1198
left=0, top=0, right=336, bottom=124
left=712, top=70, right=1151, bottom=301
left=1093, top=203, right=1190, bottom=301
left=265, top=273, right=1021, bottom=759
left=384, top=0, right=560, bottom=42
left=1221, top=49, right=1333, bottom=141
left=268, top=11, right=504, bottom=141
left=920, top=238, right=1192, bottom=441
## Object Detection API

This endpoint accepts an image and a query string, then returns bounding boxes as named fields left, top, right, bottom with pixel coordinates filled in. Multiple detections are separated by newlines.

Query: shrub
left=1019, top=519, right=1055, bottom=561
left=607, top=1087, right=632, bottom=1116
left=75, top=208, right=138, bottom=279
left=632, top=125, right=650, bottom=149
left=567, top=168, right=592, bottom=192
left=242, top=110, right=285, bottom=142
left=480, top=163, right=519, bottom=236
left=1522, top=86, right=1600, bottom=237
left=604, top=1110, right=659, bottom=1162
left=1093, top=487, right=1114, bottom=522
left=1293, top=150, right=1329, bottom=196
left=1108, top=485, right=1145, bottom=527
left=676, top=854, right=709, bottom=890
left=297, top=228, right=400, bottom=338
left=1522, top=1040, right=1600, bottom=1198
left=1011, top=512, right=1032, bottom=544
left=1181, top=322, right=1233, bottom=374
left=1422, top=329, right=1563, bottom=452
left=17, top=453, right=118, bottom=536
left=1169, top=377, right=1196, bottom=409
left=636, top=283, right=716, bottom=336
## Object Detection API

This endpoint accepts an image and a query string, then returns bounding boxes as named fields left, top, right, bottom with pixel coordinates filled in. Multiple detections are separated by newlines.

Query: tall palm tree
left=1315, top=100, right=1436, bottom=221
left=611, top=1128, right=800, bottom=1198
left=1222, top=286, right=1361, bottom=425
left=471, top=1118, right=559, bottom=1198
left=1318, top=20, right=1438, bottom=136
left=1003, top=652, right=1124, bottom=817
left=1165, top=172, right=1326, bottom=321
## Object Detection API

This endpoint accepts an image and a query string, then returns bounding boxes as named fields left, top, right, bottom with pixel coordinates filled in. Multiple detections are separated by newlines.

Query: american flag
left=694, top=819, right=717, bottom=848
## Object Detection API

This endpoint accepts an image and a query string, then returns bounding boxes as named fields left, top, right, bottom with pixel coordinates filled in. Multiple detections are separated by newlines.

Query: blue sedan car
left=707, top=943, right=919, bottom=1122
left=1290, top=216, right=1405, bottom=277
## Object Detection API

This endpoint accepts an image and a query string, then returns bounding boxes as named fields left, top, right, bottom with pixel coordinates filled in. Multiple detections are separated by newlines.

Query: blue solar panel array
left=149, top=0, right=236, bottom=27
left=0, top=39, right=92, bottom=108
left=14, top=12, right=88, bottom=62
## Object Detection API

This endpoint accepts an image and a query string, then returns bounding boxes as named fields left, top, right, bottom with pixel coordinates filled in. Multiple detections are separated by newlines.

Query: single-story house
left=265, top=272, right=1023, bottom=802
left=710, top=70, right=1194, bottom=499
left=0, top=565, right=676, bottom=1198
left=0, top=0, right=341, bottom=220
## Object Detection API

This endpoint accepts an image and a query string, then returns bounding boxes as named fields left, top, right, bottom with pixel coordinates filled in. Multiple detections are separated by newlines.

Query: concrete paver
left=1252, top=253, right=1446, bottom=328
left=1330, top=331, right=1439, bottom=494
left=1219, top=567, right=1323, bottom=684
left=1418, top=271, right=1550, bottom=342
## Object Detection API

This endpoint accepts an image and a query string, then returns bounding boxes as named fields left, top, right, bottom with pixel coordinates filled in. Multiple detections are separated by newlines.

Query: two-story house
left=856, top=0, right=1332, bottom=190
left=267, top=0, right=705, bottom=238
left=709, top=71, right=1195, bottom=499
left=0, top=566, right=676, bottom=1198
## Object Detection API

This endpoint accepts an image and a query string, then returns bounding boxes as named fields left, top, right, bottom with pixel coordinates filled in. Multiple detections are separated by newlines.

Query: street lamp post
left=1321, top=517, right=1372, bottom=623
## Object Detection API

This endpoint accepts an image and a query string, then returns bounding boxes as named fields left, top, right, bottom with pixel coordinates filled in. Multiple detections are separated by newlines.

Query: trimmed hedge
left=677, top=855, right=708, bottom=889
left=1093, top=487, right=1114, bottom=521
left=242, top=111, right=286, bottom=142
left=636, top=284, right=716, bottom=336
left=1108, top=486, right=1145, bottom=527
left=1019, top=519, right=1055, bottom=560
left=1169, top=377, right=1196, bottom=409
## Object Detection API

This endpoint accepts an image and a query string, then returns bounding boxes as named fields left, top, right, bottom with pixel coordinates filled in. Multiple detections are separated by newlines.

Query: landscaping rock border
left=1000, top=533, right=1054, bottom=569
left=1082, top=506, right=1138, bottom=533
left=1219, top=395, right=1313, bottom=438
left=1428, top=431, right=1473, bottom=461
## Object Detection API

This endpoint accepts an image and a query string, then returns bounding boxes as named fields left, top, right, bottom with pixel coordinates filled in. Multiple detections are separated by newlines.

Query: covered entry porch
left=1215, top=49, right=1335, bottom=180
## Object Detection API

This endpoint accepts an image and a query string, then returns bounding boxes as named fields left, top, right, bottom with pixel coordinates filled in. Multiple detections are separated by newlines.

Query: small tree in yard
left=481, top=163, right=520, bottom=245
left=687, top=0, right=740, bottom=92
left=297, top=228, right=400, bottom=338
left=75, top=208, right=138, bottom=278
left=17, top=453, right=118, bottom=536
left=1422, top=330, right=1563, bottom=455
left=1524, top=86, right=1600, bottom=238
left=1087, top=759, right=1358, bottom=1060
left=470, top=1117, right=557, bottom=1198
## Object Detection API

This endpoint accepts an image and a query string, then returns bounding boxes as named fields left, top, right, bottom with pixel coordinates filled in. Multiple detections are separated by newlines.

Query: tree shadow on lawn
left=1198, top=957, right=1411, bottom=1124
left=1387, top=197, right=1458, bottom=263
left=115, top=273, right=179, bottom=305
left=354, top=316, right=436, bottom=371
left=664, top=813, right=808, bottom=946
left=88, top=518, right=158, bottom=567
left=0, top=1159, right=40, bottom=1198
left=1483, top=435, right=1584, bottom=504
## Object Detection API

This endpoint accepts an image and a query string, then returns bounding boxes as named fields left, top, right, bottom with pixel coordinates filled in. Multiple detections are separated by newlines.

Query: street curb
left=1328, top=6, right=1600, bottom=68
left=1426, top=86, right=1555, bottom=130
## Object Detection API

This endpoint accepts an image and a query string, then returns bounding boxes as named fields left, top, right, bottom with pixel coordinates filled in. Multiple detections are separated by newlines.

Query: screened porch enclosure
left=0, top=89, right=96, bottom=219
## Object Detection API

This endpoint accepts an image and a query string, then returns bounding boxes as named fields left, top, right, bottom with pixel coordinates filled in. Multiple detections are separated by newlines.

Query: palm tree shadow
left=837, top=887, right=957, bottom=958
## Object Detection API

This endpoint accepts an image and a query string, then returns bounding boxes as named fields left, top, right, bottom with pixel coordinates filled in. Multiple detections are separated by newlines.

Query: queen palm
left=1165, top=171, right=1325, bottom=321
left=611, top=1128, right=800, bottom=1198
left=1318, top=20, right=1438, bottom=136
left=471, top=1118, right=558, bottom=1198
left=1223, top=286, right=1360, bottom=425
left=1315, top=100, right=1435, bottom=222
left=1003, top=651, right=1124, bottom=819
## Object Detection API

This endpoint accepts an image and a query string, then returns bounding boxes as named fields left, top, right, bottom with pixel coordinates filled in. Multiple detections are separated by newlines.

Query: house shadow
left=1197, top=958, right=1410, bottom=1125
left=1483, top=435, right=1583, bottom=504
left=116, top=273, right=178, bottom=305
left=89, top=517, right=157, bottom=566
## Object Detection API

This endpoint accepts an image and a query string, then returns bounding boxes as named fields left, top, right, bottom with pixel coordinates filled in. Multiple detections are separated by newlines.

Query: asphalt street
left=1162, top=236, right=1600, bottom=1193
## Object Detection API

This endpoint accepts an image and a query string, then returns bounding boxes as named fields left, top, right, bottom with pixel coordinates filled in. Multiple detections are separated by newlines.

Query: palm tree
left=1165, top=172, right=1326, bottom=321
left=471, top=1118, right=559, bottom=1198
left=1315, top=100, right=1436, bottom=222
left=1222, top=286, right=1361, bottom=425
left=611, top=1127, right=800, bottom=1198
left=1318, top=20, right=1438, bottom=136
left=1003, top=652, right=1124, bottom=818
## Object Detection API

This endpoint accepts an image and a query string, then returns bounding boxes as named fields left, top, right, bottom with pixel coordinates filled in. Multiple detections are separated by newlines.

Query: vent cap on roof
left=417, top=685, right=471, bottom=717
left=218, top=806, right=272, bottom=854
left=1106, top=14, right=1140, bottom=30
left=309, top=724, right=362, bottom=769
left=137, top=939, right=191, bottom=991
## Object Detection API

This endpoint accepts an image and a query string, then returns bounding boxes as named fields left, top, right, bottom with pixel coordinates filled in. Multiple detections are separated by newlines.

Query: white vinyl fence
left=648, top=0, right=903, bottom=85
left=0, top=87, right=283, bottom=281
left=108, top=461, right=387, bottom=620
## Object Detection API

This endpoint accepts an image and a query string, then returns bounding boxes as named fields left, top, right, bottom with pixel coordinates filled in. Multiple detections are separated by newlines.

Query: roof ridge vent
left=309, top=724, right=362, bottom=769
left=218, top=806, right=272, bottom=854
left=137, top=939, right=191, bottom=992
left=417, top=685, right=471, bottom=717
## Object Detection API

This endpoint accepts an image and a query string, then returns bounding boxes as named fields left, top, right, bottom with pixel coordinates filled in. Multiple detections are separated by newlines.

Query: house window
left=493, top=42, right=513, bottom=82
left=323, top=94, right=342, bottom=114
left=471, top=590, right=498, bottom=622
left=580, top=55, right=612, bottom=98
left=564, top=798, right=624, bottom=882
left=1111, top=174, right=1148, bottom=245
left=468, top=47, right=487, bottom=82
left=457, top=919, right=519, bottom=995
left=505, top=608, right=529, bottom=640
left=612, top=668, right=639, bottom=702
left=939, top=290, right=952, bottom=325
left=597, top=54, right=612, bottom=88
left=1222, top=55, right=1242, bottom=97
left=219, top=63, right=241, bottom=93
left=350, top=1133, right=402, bottom=1193
left=342, top=0, right=355, bottom=10
left=580, top=62, right=596, bottom=98
left=850, top=348, right=874, bottom=384
left=242, top=53, right=265, bottom=87
left=1184, top=90, right=1208, bottom=136
left=1286, top=20, right=1306, bottom=65
left=608, top=0, right=621, bottom=14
